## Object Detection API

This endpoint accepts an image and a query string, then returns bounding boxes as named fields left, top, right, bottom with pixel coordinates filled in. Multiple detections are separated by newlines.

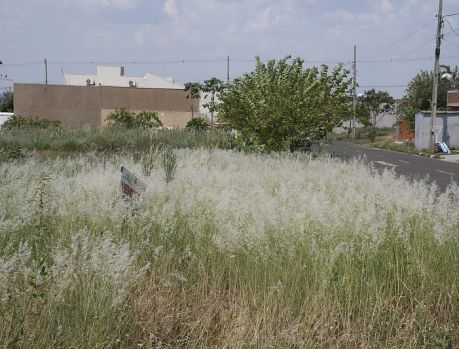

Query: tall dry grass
left=1, top=149, right=459, bottom=348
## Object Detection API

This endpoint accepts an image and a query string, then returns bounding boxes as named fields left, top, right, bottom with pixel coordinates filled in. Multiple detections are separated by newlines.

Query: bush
left=1, top=115, right=61, bottom=130
left=219, top=56, right=353, bottom=152
left=186, top=117, right=209, bottom=131
left=0, top=91, right=13, bottom=112
left=106, top=109, right=163, bottom=129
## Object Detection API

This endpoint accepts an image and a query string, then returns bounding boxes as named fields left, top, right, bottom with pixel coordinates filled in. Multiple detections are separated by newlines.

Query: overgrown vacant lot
left=1, top=149, right=459, bottom=348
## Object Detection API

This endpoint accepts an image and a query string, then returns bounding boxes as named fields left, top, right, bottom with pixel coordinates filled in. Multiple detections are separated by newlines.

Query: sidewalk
left=439, top=154, right=459, bottom=163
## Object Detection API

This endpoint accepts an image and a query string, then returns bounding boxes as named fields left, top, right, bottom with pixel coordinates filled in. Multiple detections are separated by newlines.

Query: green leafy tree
left=202, top=77, right=225, bottom=125
left=186, top=117, right=209, bottom=131
left=357, top=89, right=394, bottom=141
left=218, top=56, right=353, bottom=152
left=399, top=65, right=459, bottom=128
left=106, top=108, right=162, bottom=129
left=135, top=111, right=163, bottom=128
left=0, top=91, right=13, bottom=112
left=184, top=82, right=202, bottom=118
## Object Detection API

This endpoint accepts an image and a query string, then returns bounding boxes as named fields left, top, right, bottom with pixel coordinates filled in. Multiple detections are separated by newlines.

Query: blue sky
left=1, top=0, right=459, bottom=97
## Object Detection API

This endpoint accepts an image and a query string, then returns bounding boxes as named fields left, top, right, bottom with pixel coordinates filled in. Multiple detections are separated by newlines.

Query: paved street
left=324, top=140, right=459, bottom=191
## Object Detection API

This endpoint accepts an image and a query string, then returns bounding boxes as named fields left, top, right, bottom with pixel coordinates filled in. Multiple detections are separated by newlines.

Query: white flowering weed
left=1, top=149, right=459, bottom=347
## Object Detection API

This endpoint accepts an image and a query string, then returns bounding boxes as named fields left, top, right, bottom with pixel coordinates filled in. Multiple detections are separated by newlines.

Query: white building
left=0, top=112, right=14, bottom=126
left=64, top=66, right=184, bottom=90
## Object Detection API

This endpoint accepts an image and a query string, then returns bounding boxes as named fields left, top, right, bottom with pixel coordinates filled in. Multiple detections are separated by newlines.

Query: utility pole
left=430, top=0, right=443, bottom=153
left=352, top=45, right=357, bottom=140
left=44, top=58, right=48, bottom=85
left=227, top=56, right=230, bottom=83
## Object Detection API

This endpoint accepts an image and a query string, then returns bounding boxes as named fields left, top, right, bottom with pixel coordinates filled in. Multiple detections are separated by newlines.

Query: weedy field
left=1, top=148, right=459, bottom=348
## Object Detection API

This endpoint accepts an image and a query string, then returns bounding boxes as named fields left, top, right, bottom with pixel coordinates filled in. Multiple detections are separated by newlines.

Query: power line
left=444, top=18, right=459, bottom=37
left=3, top=51, right=459, bottom=69
left=0, top=61, right=42, bottom=67
left=47, top=59, right=229, bottom=65
left=362, top=20, right=435, bottom=60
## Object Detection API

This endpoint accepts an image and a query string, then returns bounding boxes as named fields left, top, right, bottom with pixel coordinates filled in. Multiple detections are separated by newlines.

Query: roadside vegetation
left=335, top=127, right=418, bottom=153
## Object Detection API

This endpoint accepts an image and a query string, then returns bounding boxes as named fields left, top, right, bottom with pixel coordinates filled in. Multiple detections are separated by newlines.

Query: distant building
left=0, top=112, right=14, bottom=126
left=64, top=66, right=184, bottom=90
left=14, top=66, right=201, bottom=128
left=448, top=90, right=459, bottom=112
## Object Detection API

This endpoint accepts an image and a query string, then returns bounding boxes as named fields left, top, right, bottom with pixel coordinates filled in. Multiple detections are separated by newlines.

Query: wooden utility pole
left=44, top=58, right=48, bottom=85
left=430, top=0, right=443, bottom=152
left=352, top=45, right=357, bottom=140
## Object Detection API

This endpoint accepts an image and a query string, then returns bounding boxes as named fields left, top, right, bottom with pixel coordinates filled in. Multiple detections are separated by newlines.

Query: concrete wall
left=14, top=83, right=198, bottom=127
left=14, top=84, right=102, bottom=125
left=415, top=111, right=459, bottom=150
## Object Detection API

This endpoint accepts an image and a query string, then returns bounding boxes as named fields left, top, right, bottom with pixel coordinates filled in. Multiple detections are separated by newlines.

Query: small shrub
left=141, top=146, right=160, bottom=177
left=1, top=115, right=61, bottom=130
left=0, top=147, right=24, bottom=163
left=136, top=111, right=163, bottom=129
left=186, top=117, right=209, bottom=131
left=161, top=146, right=177, bottom=183
left=106, top=109, right=163, bottom=129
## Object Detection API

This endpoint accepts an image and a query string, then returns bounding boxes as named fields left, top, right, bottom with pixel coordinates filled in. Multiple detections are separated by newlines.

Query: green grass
left=0, top=126, right=239, bottom=154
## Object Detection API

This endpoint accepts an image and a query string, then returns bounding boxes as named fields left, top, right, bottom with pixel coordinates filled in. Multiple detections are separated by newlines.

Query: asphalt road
left=324, top=140, right=459, bottom=191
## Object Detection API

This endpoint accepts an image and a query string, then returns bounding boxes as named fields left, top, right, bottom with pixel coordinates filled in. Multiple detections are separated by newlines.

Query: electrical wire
left=0, top=62, right=42, bottom=67
left=362, top=20, right=435, bottom=60
left=3, top=51, right=459, bottom=69
left=444, top=18, right=459, bottom=38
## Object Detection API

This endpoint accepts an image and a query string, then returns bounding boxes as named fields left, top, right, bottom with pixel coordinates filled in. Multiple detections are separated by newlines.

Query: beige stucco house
left=14, top=66, right=201, bottom=128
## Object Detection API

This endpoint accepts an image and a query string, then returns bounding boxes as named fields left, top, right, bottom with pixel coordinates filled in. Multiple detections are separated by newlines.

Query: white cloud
left=162, top=0, right=179, bottom=20
left=246, top=6, right=272, bottom=33
left=64, top=0, right=137, bottom=9
left=376, top=0, right=394, bottom=13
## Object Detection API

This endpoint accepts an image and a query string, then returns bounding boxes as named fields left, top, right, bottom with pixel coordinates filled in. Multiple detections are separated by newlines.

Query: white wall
left=0, top=112, right=14, bottom=126
left=64, top=66, right=184, bottom=90
left=415, top=112, right=459, bottom=150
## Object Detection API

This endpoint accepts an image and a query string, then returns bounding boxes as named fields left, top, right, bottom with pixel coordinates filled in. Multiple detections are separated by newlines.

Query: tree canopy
left=356, top=89, right=394, bottom=140
left=399, top=65, right=459, bottom=127
left=218, top=56, right=353, bottom=151
left=0, top=91, right=13, bottom=113
left=184, top=82, right=202, bottom=118
left=201, top=77, right=225, bottom=125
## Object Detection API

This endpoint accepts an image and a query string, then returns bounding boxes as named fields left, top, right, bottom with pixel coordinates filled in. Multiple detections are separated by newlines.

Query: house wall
left=14, top=83, right=198, bottom=127
left=14, top=84, right=102, bottom=125
left=415, top=111, right=459, bottom=150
